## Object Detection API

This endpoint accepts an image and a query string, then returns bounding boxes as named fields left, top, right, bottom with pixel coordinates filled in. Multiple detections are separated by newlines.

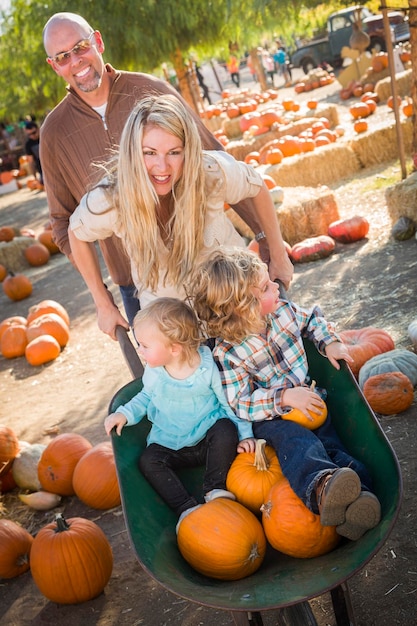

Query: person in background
left=192, top=248, right=381, bottom=542
left=24, top=121, right=44, bottom=187
left=104, top=297, right=253, bottom=532
left=41, top=12, right=292, bottom=328
left=68, top=95, right=290, bottom=339
left=227, top=54, right=240, bottom=88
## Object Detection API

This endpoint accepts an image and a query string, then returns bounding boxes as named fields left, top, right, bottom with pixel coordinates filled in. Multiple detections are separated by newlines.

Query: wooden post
left=380, top=0, right=407, bottom=179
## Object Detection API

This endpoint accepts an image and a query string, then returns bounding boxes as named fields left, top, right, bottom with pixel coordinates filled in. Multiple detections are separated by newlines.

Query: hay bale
left=203, top=115, right=224, bottom=133
left=385, top=171, right=417, bottom=224
left=222, top=117, right=243, bottom=139
left=276, top=186, right=340, bottom=245
left=0, top=237, right=34, bottom=272
left=349, top=118, right=412, bottom=168
left=265, top=144, right=361, bottom=188
left=375, top=69, right=412, bottom=102
left=226, top=186, right=340, bottom=246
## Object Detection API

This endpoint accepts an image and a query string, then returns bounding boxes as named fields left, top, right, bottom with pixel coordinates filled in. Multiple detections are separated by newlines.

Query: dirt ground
left=1, top=89, right=417, bottom=625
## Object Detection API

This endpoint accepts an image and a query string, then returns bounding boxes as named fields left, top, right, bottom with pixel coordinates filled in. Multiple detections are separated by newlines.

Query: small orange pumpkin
left=24, top=242, right=50, bottom=267
left=226, top=439, right=283, bottom=514
left=2, top=272, right=33, bottom=301
left=363, top=371, right=414, bottom=415
left=0, top=264, right=6, bottom=282
left=354, top=119, right=368, bottom=134
left=0, top=315, right=27, bottom=341
left=72, top=442, right=121, bottom=509
left=282, top=387, right=328, bottom=430
left=0, top=519, right=33, bottom=579
left=25, top=335, right=61, bottom=366
left=38, top=433, right=92, bottom=495
left=177, top=499, right=266, bottom=580
left=261, top=477, right=340, bottom=558
left=38, top=230, right=61, bottom=254
left=349, top=102, right=370, bottom=119
left=0, top=323, right=28, bottom=359
left=0, top=226, right=15, bottom=242
left=0, top=426, right=20, bottom=475
left=30, top=513, right=113, bottom=604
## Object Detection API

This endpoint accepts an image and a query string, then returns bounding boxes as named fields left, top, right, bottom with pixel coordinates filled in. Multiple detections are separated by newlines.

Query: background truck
left=291, top=5, right=409, bottom=74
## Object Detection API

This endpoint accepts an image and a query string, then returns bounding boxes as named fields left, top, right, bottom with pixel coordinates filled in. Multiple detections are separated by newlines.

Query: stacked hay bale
left=385, top=172, right=417, bottom=224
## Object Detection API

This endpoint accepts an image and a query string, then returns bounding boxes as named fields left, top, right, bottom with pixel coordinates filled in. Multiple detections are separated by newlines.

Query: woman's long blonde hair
left=95, top=94, right=206, bottom=294
left=192, top=248, right=266, bottom=343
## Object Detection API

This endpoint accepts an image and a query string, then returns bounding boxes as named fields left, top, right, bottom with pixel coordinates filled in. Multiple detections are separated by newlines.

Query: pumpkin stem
left=310, top=380, right=316, bottom=391
left=54, top=513, right=70, bottom=532
left=253, top=439, right=269, bottom=471
left=260, top=501, right=272, bottom=517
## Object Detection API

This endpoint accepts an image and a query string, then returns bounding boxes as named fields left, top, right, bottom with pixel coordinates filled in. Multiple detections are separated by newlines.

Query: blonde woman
left=68, top=94, right=292, bottom=338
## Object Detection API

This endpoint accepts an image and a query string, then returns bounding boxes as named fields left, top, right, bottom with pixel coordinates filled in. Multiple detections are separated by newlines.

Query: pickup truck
left=291, top=5, right=409, bottom=74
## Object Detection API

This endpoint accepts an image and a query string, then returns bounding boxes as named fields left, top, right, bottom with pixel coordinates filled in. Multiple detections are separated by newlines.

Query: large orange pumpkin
left=38, top=433, right=92, bottom=495
left=177, top=499, right=266, bottom=580
left=328, top=215, right=370, bottom=243
left=338, top=327, right=395, bottom=378
left=261, top=477, right=340, bottom=558
left=0, top=519, right=33, bottom=579
left=226, top=439, right=283, bottom=514
left=30, top=514, right=113, bottom=604
left=72, top=442, right=121, bottom=509
left=26, top=312, right=70, bottom=347
left=363, top=371, right=414, bottom=415
left=38, top=230, right=61, bottom=254
left=27, top=299, right=70, bottom=327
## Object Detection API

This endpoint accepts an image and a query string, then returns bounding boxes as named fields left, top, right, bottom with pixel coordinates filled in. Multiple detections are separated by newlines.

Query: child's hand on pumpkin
left=104, top=412, right=127, bottom=436
left=325, top=341, right=354, bottom=370
left=237, top=438, right=256, bottom=453
left=282, top=386, right=325, bottom=421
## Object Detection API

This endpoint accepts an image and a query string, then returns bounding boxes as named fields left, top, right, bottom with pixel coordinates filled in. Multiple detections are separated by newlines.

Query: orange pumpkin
left=25, top=335, right=61, bottom=366
left=27, top=299, right=70, bottom=327
left=387, top=95, right=402, bottom=110
left=38, top=433, right=92, bottom=495
left=26, top=312, right=70, bottom=347
left=177, top=499, right=266, bottom=580
left=354, top=119, right=368, bottom=134
left=226, top=439, right=283, bottom=514
left=0, top=426, right=20, bottom=471
left=2, top=272, right=33, bottom=301
left=290, top=235, right=335, bottom=264
left=328, top=215, right=370, bottom=243
left=244, top=151, right=260, bottom=165
left=0, top=323, right=28, bottom=358
left=338, top=327, right=395, bottom=378
left=38, top=230, right=61, bottom=254
left=0, top=226, right=15, bottom=242
left=0, top=264, right=6, bottom=282
left=265, top=148, right=284, bottom=165
left=72, top=442, right=121, bottom=509
left=30, top=514, right=113, bottom=604
left=0, top=519, right=33, bottom=579
left=349, top=102, right=370, bottom=119
left=363, top=371, right=414, bottom=415
left=261, top=477, right=340, bottom=558
left=282, top=394, right=328, bottom=430
left=24, top=242, right=50, bottom=267
left=0, top=315, right=27, bottom=341
left=277, top=135, right=302, bottom=158
left=402, top=97, right=413, bottom=118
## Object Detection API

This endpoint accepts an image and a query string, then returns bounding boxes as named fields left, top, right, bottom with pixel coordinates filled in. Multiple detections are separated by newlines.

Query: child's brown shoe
left=336, top=492, right=381, bottom=541
left=316, top=467, right=361, bottom=526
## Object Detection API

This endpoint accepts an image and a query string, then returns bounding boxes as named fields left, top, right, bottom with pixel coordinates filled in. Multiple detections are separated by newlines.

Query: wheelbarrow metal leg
left=231, top=611, right=264, bottom=625
left=331, top=582, right=357, bottom=626
left=276, top=601, right=318, bottom=625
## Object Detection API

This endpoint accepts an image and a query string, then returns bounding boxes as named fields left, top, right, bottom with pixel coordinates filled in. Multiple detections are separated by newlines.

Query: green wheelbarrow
left=109, top=327, right=402, bottom=626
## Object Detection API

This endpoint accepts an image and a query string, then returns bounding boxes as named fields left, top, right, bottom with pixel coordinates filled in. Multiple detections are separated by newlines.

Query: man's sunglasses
left=47, top=32, right=96, bottom=67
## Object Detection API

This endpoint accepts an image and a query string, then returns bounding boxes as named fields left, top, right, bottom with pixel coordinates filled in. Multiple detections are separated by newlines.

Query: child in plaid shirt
left=192, top=248, right=381, bottom=541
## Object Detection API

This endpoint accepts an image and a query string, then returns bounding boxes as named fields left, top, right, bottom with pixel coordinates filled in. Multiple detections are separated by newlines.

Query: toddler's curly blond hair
left=192, top=248, right=266, bottom=343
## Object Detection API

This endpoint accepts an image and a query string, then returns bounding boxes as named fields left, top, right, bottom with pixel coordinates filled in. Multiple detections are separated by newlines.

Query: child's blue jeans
left=253, top=414, right=372, bottom=514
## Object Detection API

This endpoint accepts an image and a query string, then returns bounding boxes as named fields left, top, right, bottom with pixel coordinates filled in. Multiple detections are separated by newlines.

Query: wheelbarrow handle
left=115, top=325, right=144, bottom=380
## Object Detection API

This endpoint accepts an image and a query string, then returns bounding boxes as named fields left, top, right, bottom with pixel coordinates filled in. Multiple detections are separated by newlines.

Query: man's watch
left=254, top=231, right=266, bottom=242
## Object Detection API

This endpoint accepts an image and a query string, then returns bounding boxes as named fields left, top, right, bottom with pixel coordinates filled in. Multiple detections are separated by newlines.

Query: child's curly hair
left=192, top=248, right=266, bottom=343
left=133, top=297, right=202, bottom=364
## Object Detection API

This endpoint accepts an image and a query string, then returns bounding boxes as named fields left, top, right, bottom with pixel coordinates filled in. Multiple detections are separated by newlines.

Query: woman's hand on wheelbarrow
left=96, top=299, right=130, bottom=340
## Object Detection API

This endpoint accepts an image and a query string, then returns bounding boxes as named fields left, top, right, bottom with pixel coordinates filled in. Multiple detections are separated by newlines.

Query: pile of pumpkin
left=0, top=299, right=70, bottom=366
left=0, top=427, right=119, bottom=603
